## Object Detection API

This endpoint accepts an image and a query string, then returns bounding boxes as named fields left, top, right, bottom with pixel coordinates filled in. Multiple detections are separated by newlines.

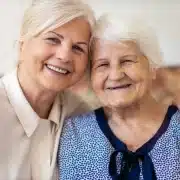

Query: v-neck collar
left=95, top=105, right=178, bottom=154
left=2, top=69, right=62, bottom=137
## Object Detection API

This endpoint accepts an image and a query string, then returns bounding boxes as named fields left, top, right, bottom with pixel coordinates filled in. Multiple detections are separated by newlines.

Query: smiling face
left=19, top=17, right=91, bottom=92
left=91, top=39, right=155, bottom=108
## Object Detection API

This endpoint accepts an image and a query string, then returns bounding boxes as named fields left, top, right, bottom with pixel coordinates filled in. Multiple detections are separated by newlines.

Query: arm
left=57, top=117, right=78, bottom=179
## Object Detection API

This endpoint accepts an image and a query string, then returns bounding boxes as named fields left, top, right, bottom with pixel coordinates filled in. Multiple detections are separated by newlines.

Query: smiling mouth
left=45, top=64, right=70, bottom=74
left=106, top=84, right=132, bottom=90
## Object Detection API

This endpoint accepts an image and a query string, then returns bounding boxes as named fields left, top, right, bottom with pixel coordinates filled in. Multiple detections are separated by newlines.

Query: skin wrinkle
left=91, top=39, right=168, bottom=152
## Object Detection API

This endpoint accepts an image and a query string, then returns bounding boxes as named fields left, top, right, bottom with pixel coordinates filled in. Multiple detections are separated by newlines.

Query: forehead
left=92, top=39, right=141, bottom=58
left=44, top=17, right=91, bottom=41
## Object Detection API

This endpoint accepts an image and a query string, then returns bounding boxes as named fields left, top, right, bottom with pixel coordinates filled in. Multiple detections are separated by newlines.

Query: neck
left=172, top=93, right=180, bottom=108
left=104, top=94, right=169, bottom=151
left=17, top=68, right=58, bottom=119
left=104, top=94, right=167, bottom=127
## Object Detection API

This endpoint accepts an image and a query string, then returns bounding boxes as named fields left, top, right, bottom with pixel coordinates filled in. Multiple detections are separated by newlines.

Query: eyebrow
left=94, top=55, right=136, bottom=61
left=120, top=55, right=137, bottom=58
left=93, top=58, right=108, bottom=63
left=48, top=31, right=88, bottom=47
left=48, top=31, right=64, bottom=39
left=92, top=55, right=138, bottom=65
left=76, top=42, right=88, bottom=47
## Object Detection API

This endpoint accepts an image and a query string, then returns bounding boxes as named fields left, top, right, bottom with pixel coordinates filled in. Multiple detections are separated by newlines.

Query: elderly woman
left=0, top=0, right=95, bottom=179
left=58, top=14, right=180, bottom=180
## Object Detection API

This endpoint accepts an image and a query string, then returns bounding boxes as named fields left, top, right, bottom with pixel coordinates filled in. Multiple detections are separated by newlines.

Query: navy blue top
left=58, top=106, right=180, bottom=180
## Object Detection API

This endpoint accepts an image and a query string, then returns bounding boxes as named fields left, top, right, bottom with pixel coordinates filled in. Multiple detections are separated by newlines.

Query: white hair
left=91, top=14, right=163, bottom=67
left=20, top=0, right=95, bottom=41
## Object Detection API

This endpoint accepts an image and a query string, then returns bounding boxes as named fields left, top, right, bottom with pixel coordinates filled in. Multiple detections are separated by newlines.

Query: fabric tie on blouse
left=109, top=150, right=157, bottom=180
left=95, top=106, right=178, bottom=180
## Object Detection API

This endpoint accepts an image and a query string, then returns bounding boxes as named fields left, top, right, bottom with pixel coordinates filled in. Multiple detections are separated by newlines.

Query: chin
left=41, top=80, right=70, bottom=92
left=107, top=99, right=137, bottom=109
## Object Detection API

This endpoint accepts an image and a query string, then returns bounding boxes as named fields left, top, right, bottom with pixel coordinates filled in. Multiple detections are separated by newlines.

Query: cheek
left=74, top=55, right=88, bottom=72
left=31, top=44, right=53, bottom=63
left=21, top=42, right=53, bottom=67
left=126, top=65, right=150, bottom=83
left=126, top=66, right=152, bottom=96
left=91, top=71, right=105, bottom=92
left=125, top=68, right=142, bottom=82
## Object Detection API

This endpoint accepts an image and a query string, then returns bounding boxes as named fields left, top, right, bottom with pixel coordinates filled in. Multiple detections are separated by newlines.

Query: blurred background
left=0, top=0, right=179, bottom=75
left=0, top=0, right=179, bottom=108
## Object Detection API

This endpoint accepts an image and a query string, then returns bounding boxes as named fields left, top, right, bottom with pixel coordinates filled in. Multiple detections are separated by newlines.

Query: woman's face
left=91, top=39, right=155, bottom=108
left=19, top=17, right=91, bottom=92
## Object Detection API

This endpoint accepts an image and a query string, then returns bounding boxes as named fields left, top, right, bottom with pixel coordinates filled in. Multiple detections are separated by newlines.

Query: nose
left=108, top=65, right=125, bottom=81
left=55, top=43, right=72, bottom=63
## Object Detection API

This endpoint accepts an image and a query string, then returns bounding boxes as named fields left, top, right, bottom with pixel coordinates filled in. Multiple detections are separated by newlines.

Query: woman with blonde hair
left=0, top=0, right=95, bottom=179
left=58, top=14, right=180, bottom=180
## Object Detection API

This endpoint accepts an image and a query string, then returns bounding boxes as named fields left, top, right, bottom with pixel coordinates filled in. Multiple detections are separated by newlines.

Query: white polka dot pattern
left=58, top=110, right=180, bottom=180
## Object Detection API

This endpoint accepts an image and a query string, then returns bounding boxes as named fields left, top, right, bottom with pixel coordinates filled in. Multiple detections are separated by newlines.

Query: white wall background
left=0, top=0, right=180, bottom=74
left=0, top=0, right=31, bottom=74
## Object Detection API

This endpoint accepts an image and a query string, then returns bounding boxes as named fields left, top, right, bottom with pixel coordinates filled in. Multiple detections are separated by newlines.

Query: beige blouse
left=0, top=70, right=91, bottom=180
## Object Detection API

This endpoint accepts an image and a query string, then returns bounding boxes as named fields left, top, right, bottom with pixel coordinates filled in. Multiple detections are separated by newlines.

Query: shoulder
left=62, top=110, right=97, bottom=135
left=0, top=78, right=10, bottom=105
left=58, top=109, right=112, bottom=180
left=171, top=108, right=180, bottom=124
left=0, top=78, right=16, bottom=120
left=58, top=110, right=97, bottom=157
left=60, top=90, right=92, bottom=119
left=0, top=78, right=6, bottom=95
left=60, top=108, right=108, bottom=153
left=0, top=70, right=18, bottom=106
left=169, top=108, right=180, bottom=139
left=172, top=109, right=180, bottom=118
left=60, top=109, right=105, bottom=145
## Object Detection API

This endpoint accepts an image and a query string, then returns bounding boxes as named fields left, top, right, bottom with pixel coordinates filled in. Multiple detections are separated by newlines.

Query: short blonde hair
left=20, top=0, right=95, bottom=41
left=91, top=14, right=163, bottom=67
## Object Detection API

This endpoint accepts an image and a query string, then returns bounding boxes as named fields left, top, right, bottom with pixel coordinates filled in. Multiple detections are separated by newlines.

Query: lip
left=106, top=84, right=132, bottom=90
left=45, top=63, right=72, bottom=73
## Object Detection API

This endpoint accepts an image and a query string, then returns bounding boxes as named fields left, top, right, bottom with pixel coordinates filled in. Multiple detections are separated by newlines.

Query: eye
left=45, top=37, right=61, bottom=45
left=72, top=45, right=84, bottom=53
left=97, top=63, right=109, bottom=69
left=120, top=59, right=134, bottom=64
left=99, top=63, right=108, bottom=67
left=120, top=55, right=137, bottom=64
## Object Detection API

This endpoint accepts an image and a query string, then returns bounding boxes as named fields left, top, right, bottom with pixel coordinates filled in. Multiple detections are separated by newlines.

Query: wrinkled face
left=91, top=39, right=155, bottom=108
left=19, top=17, right=91, bottom=92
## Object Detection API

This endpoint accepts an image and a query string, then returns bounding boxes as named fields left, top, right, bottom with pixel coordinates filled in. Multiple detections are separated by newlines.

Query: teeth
left=107, top=84, right=131, bottom=90
left=46, top=64, right=68, bottom=74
